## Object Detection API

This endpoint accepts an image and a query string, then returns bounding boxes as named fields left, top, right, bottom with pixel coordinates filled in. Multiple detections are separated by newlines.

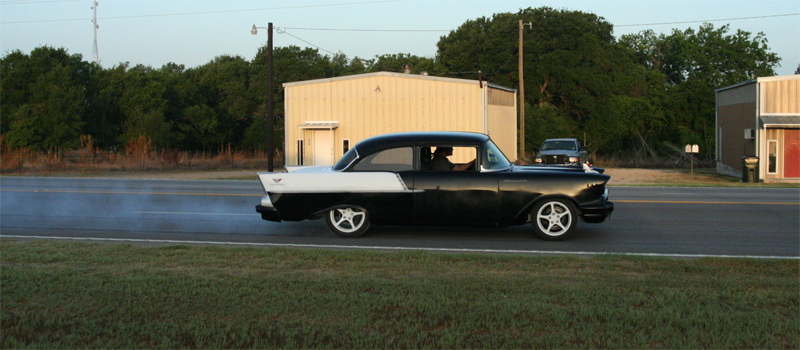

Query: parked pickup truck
left=534, top=138, right=589, bottom=166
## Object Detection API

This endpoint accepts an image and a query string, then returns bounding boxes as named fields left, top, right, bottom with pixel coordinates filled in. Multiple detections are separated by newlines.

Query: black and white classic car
left=256, top=132, right=613, bottom=241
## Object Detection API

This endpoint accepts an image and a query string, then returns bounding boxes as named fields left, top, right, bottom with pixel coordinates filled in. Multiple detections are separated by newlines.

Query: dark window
left=352, top=147, right=413, bottom=172
left=297, top=140, right=304, bottom=165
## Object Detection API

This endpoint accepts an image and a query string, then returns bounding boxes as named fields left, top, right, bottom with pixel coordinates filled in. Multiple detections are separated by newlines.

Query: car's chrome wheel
left=531, top=199, right=577, bottom=241
left=325, top=206, right=371, bottom=238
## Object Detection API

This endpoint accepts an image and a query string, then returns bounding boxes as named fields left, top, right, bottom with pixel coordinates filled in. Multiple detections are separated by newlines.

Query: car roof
left=355, top=131, right=490, bottom=154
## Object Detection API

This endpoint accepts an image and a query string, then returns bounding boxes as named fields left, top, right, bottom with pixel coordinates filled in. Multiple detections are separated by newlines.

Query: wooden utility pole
left=267, top=22, right=274, bottom=172
left=518, top=20, right=531, bottom=161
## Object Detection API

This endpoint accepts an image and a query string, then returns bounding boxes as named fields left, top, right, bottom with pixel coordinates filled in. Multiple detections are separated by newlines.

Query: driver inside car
left=430, top=146, right=475, bottom=171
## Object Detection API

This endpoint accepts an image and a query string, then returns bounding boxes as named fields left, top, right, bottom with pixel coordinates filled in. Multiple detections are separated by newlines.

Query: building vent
left=744, top=129, right=756, bottom=139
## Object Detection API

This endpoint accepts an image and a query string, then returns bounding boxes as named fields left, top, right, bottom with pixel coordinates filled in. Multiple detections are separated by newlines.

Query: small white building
left=282, top=71, right=518, bottom=166
left=715, top=75, right=800, bottom=182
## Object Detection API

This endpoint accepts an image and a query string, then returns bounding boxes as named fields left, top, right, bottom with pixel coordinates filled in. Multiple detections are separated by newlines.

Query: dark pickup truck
left=534, top=138, right=588, bottom=166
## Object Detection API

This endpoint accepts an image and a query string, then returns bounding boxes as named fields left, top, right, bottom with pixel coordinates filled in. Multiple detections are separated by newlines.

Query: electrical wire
left=278, top=28, right=337, bottom=55
left=0, top=0, right=82, bottom=4
left=0, top=0, right=408, bottom=23
left=616, top=13, right=800, bottom=27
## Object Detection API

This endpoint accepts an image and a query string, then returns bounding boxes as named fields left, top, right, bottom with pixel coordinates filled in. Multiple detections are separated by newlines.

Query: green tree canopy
left=1, top=46, right=87, bottom=150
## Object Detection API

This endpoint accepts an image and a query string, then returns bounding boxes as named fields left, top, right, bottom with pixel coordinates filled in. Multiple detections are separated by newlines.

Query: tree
left=367, top=53, right=436, bottom=74
left=437, top=7, right=639, bottom=154
left=117, top=65, right=171, bottom=149
left=620, top=23, right=781, bottom=159
left=191, top=55, right=254, bottom=149
left=246, top=46, right=330, bottom=150
left=1, top=47, right=86, bottom=150
left=84, top=63, right=127, bottom=149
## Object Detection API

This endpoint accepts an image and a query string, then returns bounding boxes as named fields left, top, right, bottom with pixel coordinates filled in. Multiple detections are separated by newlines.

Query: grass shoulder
left=2, top=240, right=797, bottom=349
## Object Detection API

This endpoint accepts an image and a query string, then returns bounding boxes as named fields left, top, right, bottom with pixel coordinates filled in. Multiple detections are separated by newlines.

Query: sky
left=1, top=0, right=799, bottom=77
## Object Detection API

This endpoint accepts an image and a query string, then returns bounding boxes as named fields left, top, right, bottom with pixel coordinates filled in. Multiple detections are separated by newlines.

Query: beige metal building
left=716, top=75, right=800, bottom=182
left=283, top=71, right=518, bottom=166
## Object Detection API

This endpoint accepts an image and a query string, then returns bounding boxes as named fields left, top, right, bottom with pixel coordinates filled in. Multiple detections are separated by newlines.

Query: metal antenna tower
left=91, top=1, right=99, bottom=64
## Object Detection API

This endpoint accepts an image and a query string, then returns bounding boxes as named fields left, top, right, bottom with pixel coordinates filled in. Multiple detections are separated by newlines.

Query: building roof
left=760, top=116, right=800, bottom=126
left=282, top=71, right=517, bottom=93
left=716, top=75, right=800, bottom=93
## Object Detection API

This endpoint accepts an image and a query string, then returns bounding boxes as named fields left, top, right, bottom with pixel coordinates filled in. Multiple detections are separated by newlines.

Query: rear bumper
left=580, top=201, right=613, bottom=223
left=256, top=205, right=281, bottom=222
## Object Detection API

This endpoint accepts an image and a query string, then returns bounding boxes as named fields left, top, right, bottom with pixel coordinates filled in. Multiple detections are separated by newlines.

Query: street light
left=251, top=24, right=266, bottom=35
left=252, top=23, right=275, bottom=172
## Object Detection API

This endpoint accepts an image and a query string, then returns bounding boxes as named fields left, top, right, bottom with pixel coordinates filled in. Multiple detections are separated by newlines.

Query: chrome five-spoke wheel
left=325, top=206, right=371, bottom=238
left=531, top=199, right=577, bottom=241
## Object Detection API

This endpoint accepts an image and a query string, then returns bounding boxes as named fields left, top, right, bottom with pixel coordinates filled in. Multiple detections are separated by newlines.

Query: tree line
left=1, top=7, right=786, bottom=161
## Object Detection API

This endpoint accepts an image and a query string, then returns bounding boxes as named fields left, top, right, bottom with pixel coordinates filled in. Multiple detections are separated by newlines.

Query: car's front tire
left=325, top=206, right=371, bottom=238
left=531, top=199, right=577, bottom=241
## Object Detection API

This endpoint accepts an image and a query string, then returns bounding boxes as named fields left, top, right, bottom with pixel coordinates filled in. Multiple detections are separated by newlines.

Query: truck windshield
left=541, top=141, right=577, bottom=151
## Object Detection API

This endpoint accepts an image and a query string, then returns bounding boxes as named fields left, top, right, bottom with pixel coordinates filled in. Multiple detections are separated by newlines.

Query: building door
left=312, top=130, right=334, bottom=166
left=784, top=129, right=800, bottom=178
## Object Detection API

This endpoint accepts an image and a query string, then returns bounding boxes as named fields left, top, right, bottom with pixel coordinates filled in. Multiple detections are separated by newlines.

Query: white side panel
left=258, top=172, right=409, bottom=193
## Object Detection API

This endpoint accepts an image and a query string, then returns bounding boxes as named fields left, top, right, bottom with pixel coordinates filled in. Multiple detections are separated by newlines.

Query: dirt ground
left=20, top=167, right=739, bottom=186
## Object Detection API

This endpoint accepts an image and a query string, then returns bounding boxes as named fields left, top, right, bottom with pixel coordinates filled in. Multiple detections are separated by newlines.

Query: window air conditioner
left=744, top=129, right=755, bottom=139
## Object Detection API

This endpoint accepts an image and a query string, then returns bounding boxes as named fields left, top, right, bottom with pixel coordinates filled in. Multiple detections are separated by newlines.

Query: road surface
left=1, top=177, right=798, bottom=258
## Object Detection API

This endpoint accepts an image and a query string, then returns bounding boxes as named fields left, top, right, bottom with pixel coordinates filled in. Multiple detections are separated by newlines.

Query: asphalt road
left=1, top=176, right=798, bottom=258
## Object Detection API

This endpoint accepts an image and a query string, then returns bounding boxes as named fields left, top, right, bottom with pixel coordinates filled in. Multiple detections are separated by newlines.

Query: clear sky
left=2, top=0, right=798, bottom=77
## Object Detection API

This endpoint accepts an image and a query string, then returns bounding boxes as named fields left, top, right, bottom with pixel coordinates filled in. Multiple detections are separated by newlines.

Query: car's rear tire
left=325, top=206, right=371, bottom=238
left=531, top=199, right=577, bottom=241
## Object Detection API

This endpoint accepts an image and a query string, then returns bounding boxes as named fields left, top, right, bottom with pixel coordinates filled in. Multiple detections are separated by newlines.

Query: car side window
left=427, top=146, right=478, bottom=171
left=352, top=147, right=413, bottom=172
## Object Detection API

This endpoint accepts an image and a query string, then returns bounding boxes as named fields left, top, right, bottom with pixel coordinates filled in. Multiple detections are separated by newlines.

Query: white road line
left=136, top=211, right=260, bottom=216
left=2, top=235, right=797, bottom=260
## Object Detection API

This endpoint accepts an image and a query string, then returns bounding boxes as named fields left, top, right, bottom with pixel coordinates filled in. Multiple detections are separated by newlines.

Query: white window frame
left=767, top=140, right=778, bottom=174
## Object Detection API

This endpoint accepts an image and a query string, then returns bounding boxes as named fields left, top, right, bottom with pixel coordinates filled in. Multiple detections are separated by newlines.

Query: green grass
left=2, top=240, right=798, bottom=349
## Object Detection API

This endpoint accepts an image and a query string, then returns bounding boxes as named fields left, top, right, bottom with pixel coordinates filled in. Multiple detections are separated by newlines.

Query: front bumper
left=579, top=188, right=613, bottom=223
left=580, top=201, right=613, bottom=223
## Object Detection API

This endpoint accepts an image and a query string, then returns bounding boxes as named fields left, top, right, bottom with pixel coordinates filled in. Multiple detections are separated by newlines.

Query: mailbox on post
left=685, top=144, right=699, bottom=181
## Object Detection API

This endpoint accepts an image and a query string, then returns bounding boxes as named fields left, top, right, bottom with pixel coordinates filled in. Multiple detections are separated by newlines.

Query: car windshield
left=481, top=140, right=512, bottom=170
left=541, top=141, right=577, bottom=151
left=332, top=147, right=359, bottom=171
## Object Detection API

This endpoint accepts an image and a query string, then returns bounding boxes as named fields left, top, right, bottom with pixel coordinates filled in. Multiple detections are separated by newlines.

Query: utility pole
left=91, top=1, right=99, bottom=64
left=518, top=20, right=532, bottom=161
left=252, top=23, right=275, bottom=172
left=267, top=23, right=274, bottom=172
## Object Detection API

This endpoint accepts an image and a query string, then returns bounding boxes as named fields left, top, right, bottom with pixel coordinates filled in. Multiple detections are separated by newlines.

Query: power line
left=278, top=28, right=336, bottom=55
left=617, top=13, right=800, bottom=27
left=283, top=27, right=450, bottom=32
left=0, top=0, right=407, bottom=24
left=284, top=13, right=800, bottom=32
left=0, top=0, right=81, bottom=4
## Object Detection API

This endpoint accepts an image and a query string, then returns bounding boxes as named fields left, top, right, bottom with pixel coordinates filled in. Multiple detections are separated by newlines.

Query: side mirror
left=533, top=147, right=539, bottom=154
left=579, top=146, right=587, bottom=151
